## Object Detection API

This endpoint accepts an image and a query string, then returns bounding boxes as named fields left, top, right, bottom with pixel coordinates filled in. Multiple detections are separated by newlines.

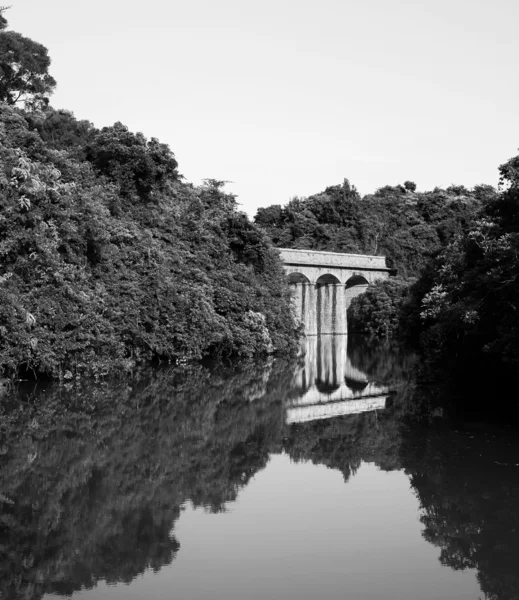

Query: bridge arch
left=345, top=274, right=370, bottom=311
left=288, top=272, right=311, bottom=284
left=316, top=274, right=341, bottom=285
left=346, top=274, right=369, bottom=288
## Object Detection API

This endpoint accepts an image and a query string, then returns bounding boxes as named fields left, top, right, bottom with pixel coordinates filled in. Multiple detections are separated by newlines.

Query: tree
left=0, top=6, right=8, bottom=31
left=446, top=184, right=469, bottom=196
left=24, top=108, right=96, bottom=156
left=85, top=122, right=179, bottom=200
left=0, top=9, right=56, bottom=108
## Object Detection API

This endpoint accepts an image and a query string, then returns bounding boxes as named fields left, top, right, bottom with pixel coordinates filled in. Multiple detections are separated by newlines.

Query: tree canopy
left=397, top=150, right=519, bottom=377
left=0, top=102, right=299, bottom=379
left=255, top=178, right=491, bottom=279
left=0, top=10, right=56, bottom=108
left=84, top=122, right=180, bottom=201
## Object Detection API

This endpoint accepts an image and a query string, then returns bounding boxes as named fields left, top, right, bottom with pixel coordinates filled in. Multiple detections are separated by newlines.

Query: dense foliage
left=255, top=179, right=493, bottom=279
left=0, top=103, right=299, bottom=378
left=348, top=278, right=412, bottom=338
left=404, top=153, right=519, bottom=373
left=0, top=14, right=299, bottom=379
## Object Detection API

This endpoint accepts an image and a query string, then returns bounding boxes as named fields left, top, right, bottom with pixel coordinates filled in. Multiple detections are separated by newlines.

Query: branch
left=12, top=89, right=25, bottom=103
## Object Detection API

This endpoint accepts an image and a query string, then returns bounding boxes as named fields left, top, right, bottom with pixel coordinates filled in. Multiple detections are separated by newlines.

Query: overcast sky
left=9, top=0, right=519, bottom=215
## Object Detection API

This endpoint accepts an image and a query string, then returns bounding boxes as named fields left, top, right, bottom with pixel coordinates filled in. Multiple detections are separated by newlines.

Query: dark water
left=1, top=336, right=519, bottom=600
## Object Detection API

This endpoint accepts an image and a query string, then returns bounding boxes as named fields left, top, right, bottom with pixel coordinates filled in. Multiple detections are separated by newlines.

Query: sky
left=8, top=0, right=519, bottom=216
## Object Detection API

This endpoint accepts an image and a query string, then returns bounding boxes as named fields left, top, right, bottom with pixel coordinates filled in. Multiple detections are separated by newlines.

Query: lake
left=1, top=335, right=519, bottom=600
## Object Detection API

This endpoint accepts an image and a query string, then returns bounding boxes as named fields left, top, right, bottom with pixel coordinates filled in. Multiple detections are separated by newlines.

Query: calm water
left=1, top=336, right=519, bottom=600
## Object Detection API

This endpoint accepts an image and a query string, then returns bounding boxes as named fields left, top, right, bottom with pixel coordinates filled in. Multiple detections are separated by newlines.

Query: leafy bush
left=348, top=278, right=411, bottom=338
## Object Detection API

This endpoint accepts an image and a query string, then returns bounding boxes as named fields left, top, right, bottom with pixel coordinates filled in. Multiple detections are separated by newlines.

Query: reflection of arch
left=316, top=274, right=341, bottom=286
left=345, top=378, right=368, bottom=391
left=346, top=275, right=369, bottom=288
left=288, top=272, right=310, bottom=284
left=315, top=379, right=341, bottom=394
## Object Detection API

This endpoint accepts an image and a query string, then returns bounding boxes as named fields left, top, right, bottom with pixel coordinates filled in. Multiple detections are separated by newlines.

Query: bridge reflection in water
left=285, top=335, right=390, bottom=424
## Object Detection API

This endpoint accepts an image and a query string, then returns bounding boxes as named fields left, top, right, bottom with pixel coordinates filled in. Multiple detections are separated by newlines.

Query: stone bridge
left=279, top=248, right=390, bottom=335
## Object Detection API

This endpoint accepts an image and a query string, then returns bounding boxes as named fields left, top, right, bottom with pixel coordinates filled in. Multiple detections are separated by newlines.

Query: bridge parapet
left=279, top=248, right=389, bottom=271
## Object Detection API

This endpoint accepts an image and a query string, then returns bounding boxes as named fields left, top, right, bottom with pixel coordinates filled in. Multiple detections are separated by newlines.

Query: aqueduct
left=279, top=248, right=390, bottom=335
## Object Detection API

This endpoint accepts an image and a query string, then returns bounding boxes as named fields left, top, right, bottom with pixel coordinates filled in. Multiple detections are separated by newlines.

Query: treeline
left=408, top=156, right=519, bottom=374
left=0, top=11, right=299, bottom=379
left=255, top=179, right=495, bottom=278
left=255, top=159, right=519, bottom=378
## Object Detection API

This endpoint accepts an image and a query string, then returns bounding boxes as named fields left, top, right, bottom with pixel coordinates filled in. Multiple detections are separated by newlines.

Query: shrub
left=348, top=278, right=412, bottom=338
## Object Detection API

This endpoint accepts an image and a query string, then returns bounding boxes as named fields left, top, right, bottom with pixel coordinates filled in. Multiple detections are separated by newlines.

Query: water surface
left=1, top=336, right=519, bottom=600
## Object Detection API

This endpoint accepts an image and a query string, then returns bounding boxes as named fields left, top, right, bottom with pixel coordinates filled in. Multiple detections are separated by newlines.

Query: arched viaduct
left=279, top=248, right=390, bottom=335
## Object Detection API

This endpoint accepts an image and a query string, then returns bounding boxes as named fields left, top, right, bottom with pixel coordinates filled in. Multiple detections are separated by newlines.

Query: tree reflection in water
left=402, top=424, right=519, bottom=600
left=0, top=361, right=290, bottom=600
left=0, top=336, right=518, bottom=600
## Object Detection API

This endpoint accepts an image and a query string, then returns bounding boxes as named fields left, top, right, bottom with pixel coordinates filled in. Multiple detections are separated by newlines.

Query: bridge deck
left=278, top=248, right=389, bottom=271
